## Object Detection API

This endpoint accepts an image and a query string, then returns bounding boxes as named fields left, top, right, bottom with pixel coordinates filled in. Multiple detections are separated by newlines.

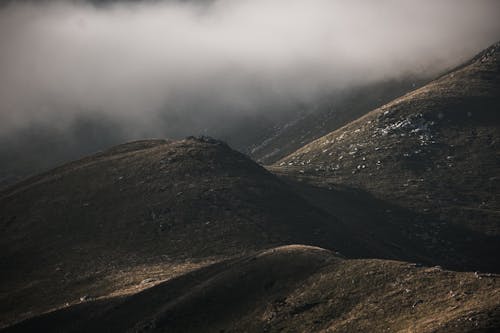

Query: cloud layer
left=1, top=0, right=500, bottom=136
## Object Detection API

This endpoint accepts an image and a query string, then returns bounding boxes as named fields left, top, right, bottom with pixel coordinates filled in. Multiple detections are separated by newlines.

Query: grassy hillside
left=272, top=41, right=500, bottom=273
left=4, top=245, right=500, bottom=333
left=0, top=137, right=368, bottom=327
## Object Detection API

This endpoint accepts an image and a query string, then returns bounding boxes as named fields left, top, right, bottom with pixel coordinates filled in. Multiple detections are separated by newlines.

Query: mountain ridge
left=271, top=40, right=500, bottom=272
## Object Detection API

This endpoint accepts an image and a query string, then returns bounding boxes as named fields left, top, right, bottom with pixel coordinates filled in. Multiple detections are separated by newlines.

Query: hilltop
left=0, top=136, right=368, bottom=326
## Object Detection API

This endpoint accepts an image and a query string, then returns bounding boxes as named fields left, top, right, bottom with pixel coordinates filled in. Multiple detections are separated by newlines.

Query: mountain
left=2, top=32, right=500, bottom=333
left=1, top=136, right=376, bottom=327
left=3, top=135, right=492, bottom=329
left=4, top=245, right=500, bottom=333
left=272, top=41, right=500, bottom=273
left=249, top=78, right=427, bottom=164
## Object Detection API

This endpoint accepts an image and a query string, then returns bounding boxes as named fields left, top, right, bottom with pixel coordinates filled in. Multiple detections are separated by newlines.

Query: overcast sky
left=1, top=0, right=500, bottom=135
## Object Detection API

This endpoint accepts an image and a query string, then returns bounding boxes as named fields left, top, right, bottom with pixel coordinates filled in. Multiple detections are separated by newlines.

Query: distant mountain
left=272, top=41, right=500, bottom=273
left=249, top=78, right=427, bottom=164
left=4, top=245, right=500, bottom=333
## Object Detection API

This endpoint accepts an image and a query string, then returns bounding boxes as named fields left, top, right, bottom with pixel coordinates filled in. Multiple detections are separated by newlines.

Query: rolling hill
left=0, top=136, right=370, bottom=327
left=4, top=245, right=500, bottom=333
left=272, top=41, right=500, bottom=273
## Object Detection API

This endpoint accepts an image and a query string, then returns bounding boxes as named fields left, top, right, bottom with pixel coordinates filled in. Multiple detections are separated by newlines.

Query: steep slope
left=4, top=245, right=500, bottom=333
left=250, top=78, right=427, bottom=164
left=0, top=137, right=366, bottom=327
left=272, top=42, right=500, bottom=272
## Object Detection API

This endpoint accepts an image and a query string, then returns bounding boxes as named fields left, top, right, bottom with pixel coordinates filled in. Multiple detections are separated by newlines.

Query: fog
left=1, top=0, right=500, bottom=137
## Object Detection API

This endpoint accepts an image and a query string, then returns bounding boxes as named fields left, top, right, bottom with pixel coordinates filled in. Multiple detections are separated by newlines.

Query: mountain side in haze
left=4, top=245, right=500, bottom=333
left=250, top=78, right=428, bottom=164
left=0, top=136, right=374, bottom=327
left=272, top=41, right=500, bottom=272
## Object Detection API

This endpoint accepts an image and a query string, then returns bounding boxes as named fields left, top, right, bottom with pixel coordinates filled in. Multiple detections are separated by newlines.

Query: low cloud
left=1, top=0, right=500, bottom=136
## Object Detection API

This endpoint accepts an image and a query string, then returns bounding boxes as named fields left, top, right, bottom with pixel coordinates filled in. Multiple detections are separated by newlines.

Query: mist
left=1, top=0, right=500, bottom=138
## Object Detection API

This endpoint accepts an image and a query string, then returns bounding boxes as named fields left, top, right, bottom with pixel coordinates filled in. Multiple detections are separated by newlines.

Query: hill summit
left=1, top=136, right=368, bottom=326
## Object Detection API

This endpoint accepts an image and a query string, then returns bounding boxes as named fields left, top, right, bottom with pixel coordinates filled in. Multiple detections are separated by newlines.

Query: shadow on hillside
left=278, top=175, right=500, bottom=274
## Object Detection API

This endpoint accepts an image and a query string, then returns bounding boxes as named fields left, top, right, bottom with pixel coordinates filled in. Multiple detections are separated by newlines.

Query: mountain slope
left=250, top=78, right=427, bottom=164
left=272, top=41, right=500, bottom=272
left=0, top=137, right=368, bottom=327
left=4, top=245, right=500, bottom=333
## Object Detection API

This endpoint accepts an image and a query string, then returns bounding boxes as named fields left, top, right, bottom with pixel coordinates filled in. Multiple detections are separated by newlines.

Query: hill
left=0, top=137, right=369, bottom=327
left=272, top=42, right=500, bottom=273
left=4, top=245, right=500, bottom=333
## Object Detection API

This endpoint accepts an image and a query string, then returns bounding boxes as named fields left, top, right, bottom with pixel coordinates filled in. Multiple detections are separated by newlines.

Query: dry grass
left=4, top=246, right=500, bottom=332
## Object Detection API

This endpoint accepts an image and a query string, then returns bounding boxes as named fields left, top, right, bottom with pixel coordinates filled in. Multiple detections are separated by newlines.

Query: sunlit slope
left=4, top=245, right=500, bottom=333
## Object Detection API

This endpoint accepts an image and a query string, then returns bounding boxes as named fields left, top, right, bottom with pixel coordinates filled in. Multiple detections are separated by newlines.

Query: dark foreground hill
left=3, top=135, right=495, bottom=330
left=4, top=245, right=500, bottom=333
left=272, top=42, right=500, bottom=273
left=1, top=137, right=371, bottom=327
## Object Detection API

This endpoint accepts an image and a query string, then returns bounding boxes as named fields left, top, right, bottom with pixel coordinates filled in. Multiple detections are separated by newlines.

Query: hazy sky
left=1, top=0, right=500, bottom=135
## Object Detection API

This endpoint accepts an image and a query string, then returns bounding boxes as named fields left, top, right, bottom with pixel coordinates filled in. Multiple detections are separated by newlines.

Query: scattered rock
left=80, top=295, right=91, bottom=302
left=412, top=299, right=424, bottom=308
left=140, top=278, right=158, bottom=285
